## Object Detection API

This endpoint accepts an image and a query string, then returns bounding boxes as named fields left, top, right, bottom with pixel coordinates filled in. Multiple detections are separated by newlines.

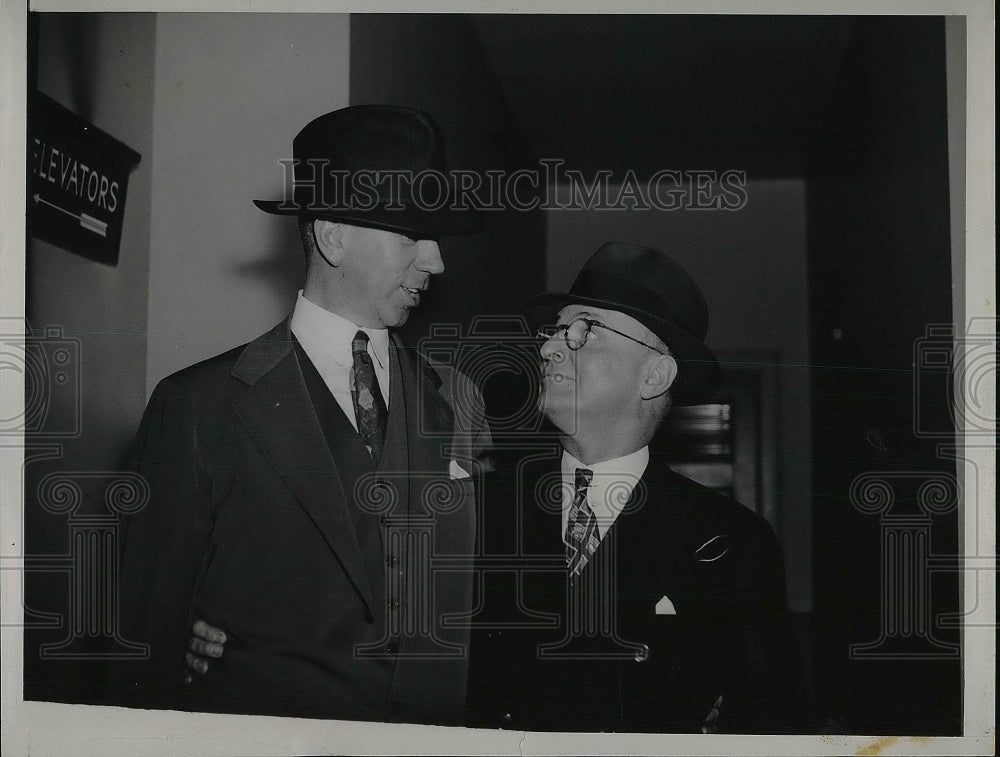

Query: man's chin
left=385, top=309, right=411, bottom=328
left=538, top=400, right=575, bottom=436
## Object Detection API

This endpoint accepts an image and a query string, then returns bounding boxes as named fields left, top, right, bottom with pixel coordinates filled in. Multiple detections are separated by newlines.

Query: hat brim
left=253, top=199, right=481, bottom=239
left=525, top=291, right=722, bottom=406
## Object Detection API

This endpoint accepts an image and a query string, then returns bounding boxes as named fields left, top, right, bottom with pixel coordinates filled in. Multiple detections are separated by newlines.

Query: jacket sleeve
left=436, top=365, right=495, bottom=475
left=110, top=378, right=215, bottom=709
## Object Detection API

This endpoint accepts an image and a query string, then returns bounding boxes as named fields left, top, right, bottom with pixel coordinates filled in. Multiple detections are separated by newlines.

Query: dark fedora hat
left=526, top=242, right=722, bottom=405
left=254, top=104, right=479, bottom=239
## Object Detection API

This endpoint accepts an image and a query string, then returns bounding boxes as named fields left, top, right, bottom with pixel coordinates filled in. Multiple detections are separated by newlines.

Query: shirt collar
left=289, top=290, right=390, bottom=369
left=561, top=446, right=650, bottom=538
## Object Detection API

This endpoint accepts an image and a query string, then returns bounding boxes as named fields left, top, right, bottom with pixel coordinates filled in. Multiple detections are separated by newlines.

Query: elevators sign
left=28, top=90, right=141, bottom=266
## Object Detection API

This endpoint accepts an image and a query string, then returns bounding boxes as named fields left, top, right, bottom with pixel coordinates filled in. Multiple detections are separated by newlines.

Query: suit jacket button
left=386, top=642, right=399, bottom=654
left=634, top=644, right=650, bottom=663
left=379, top=515, right=390, bottom=526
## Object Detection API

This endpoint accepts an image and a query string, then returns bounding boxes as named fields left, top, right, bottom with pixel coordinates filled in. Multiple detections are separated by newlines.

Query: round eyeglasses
left=536, top=317, right=666, bottom=354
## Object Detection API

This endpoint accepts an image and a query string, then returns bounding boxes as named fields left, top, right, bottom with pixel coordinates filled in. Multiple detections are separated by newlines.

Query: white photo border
left=2, top=1, right=994, bottom=755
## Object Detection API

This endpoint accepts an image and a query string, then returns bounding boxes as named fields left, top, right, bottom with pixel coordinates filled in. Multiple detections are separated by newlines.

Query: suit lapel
left=523, top=454, right=566, bottom=559
left=516, top=455, right=568, bottom=620
left=230, top=320, right=376, bottom=616
left=611, top=454, right=718, bottom=619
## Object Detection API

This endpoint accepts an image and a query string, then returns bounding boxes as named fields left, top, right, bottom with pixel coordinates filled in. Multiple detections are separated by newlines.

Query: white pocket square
left=449, top=460, right=471, bottom=480
left=654, top=595, right=677, bottom=615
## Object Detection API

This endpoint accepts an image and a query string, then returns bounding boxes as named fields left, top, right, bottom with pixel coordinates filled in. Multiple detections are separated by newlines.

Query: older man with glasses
left=466, top=242, right=807, bottom=734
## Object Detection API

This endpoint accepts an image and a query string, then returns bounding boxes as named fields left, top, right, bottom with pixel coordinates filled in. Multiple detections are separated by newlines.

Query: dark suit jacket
left=113, top=319, right=491, bottom=724
left=467, top=443, right=806, bottom=733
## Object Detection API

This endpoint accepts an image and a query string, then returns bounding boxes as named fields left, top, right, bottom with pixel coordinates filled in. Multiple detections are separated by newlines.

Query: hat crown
left=254, top=104, right=479, bottom=238
left=293, top=105, right=446, bottom=175
left=572, top=242, right=709, bottom=341
left=526, top=241, right=720, bottom=404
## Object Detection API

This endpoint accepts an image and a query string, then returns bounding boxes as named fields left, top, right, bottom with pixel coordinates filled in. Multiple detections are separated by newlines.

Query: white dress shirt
left=561, top=446, right=650, bottom=544
left=289, top=290, right=390, bottom=432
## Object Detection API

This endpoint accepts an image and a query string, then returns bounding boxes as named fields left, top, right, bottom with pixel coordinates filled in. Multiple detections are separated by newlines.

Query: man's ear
left=640, top=353, right=678, bottom=400
left=313, top=219, right=345, bottom=266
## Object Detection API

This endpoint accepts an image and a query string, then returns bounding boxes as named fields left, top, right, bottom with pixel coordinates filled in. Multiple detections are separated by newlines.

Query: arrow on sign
left=33, top=194, right=108, bottom=238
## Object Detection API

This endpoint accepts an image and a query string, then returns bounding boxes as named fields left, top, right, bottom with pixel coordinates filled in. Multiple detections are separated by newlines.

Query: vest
left=295, top=339, right=467, bottom=724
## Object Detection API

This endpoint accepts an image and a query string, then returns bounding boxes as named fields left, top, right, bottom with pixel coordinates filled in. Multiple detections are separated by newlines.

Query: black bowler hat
left=526, top=242, right=722, bottom=405
left=254, top=105, right=479, bottom=239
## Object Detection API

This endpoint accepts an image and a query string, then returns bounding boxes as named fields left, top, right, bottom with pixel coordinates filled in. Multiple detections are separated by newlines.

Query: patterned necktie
left=565, top=467, right=599, bottom=575
left=351, top=331, right=388, bottom=464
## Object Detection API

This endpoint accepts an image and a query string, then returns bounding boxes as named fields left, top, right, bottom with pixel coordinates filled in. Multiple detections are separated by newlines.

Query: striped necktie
left=565, top=467, right=599, bottom=575
left=351, top=331, right=388, bottom=464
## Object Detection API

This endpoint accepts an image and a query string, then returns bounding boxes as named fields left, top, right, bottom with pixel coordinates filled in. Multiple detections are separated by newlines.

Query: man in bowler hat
left=466, top=242, right=806, bottom=733
left=114, top=105, right=490, bottom=725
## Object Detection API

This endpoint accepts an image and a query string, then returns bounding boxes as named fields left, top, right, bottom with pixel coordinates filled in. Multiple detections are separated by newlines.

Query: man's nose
left=539, top=333, right=566, bottom=363
left=415, top=240, right=445, bottom=274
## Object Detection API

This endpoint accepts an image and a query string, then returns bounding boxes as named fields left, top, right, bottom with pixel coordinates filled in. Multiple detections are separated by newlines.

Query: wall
left=350, top=14, right=546, bottom=346
left=145, top=13, right=351, bottom=394
left=806, top=17, right=958, bottom=734
left=26, top=12, right=157, bottom=704
left=29, top=12, right=156, bottom=467
left=545, top=179, right=812, bottom=612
